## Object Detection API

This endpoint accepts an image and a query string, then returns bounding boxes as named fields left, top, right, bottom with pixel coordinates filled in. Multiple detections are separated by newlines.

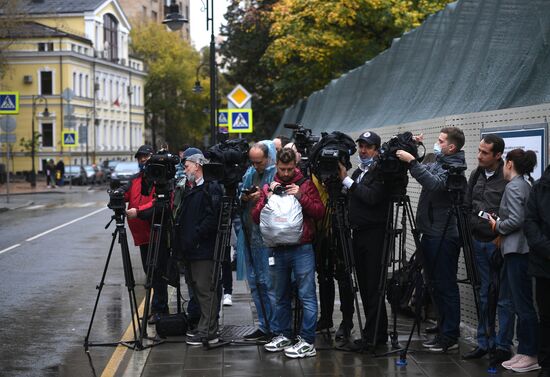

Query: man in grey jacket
left=462, top=135, right=514, bottom=362
left=397, top=127, right=466, bottom=353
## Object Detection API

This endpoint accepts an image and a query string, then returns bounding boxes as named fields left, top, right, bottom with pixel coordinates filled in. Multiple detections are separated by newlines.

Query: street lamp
left=163, top=0, right=188, bottom=31
left=85, top=108, right=96, bottom=165
left=193, top=62, right=207, bottom=93
left=30, top=95, right=50, bottom=187
left=163, top=0, right=217, bottom=146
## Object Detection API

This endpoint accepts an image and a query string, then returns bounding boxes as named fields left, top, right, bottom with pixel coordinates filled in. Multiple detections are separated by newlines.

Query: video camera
left=143, top=148, right=180, bottom=194
left=378, top=132, right=424, bottom=175
left=284, top=123, right=320, bottom=157
left=107, top=188, right=126, bottom=214
left=309, top=131, right=357, bottom=188
left=442, top=163, right=467, bottom=192
left=203, top=138, right=249, bottom=190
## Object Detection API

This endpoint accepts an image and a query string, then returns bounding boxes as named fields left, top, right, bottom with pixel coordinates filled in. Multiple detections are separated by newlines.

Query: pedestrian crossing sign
left=0, top=92, right=19, bottom=114
left=62, top=130, right=78, bottom=147
left=229, top=109, right=253, bottom=133
left=218, top=110, right=229, bottom=126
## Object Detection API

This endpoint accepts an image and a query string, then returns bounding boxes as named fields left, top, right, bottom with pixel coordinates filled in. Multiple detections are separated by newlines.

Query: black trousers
left=536, top=277, right=550, bottom=370
left=139, top=244, right=169, bottom=313
left=353, top=227, right=388, bottom=344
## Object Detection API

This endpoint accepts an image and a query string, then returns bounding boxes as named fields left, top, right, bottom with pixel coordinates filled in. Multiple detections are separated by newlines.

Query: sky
left=189, top=0, right=231, bottom=50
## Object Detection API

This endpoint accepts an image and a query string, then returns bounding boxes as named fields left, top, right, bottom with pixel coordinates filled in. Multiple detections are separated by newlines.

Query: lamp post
left=192, top=62, right=207, bottom=93
left=163, top=0, right=217, bottom=146
left=30, top=95, right=50, bottom=187
left=85, top=108, right=95, bottom=165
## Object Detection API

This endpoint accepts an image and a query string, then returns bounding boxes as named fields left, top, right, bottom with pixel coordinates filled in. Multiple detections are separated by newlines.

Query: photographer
left=252, top=147, right=324, bottom=358
left=462, top=135, right=514, bottom=362
left=123, top=145, right=169, bottom=324
left=396, top=127, right=467, bottom=353
left=340, top=131, right=390, bottom=346
left=174, top=151, right=223, bottom=346
left=237, top=141, right=277, bottom=342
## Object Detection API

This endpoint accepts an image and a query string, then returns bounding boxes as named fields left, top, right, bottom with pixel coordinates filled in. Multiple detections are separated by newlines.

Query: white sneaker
left=264, top=334, right=292, bottom=352
left=223, top=294, right=232, bottom=306
left=510, top=355, right=541, bottom=373
left=502, top=354, right=525, bottom=370
left=284, top=336, right=316, bottom=358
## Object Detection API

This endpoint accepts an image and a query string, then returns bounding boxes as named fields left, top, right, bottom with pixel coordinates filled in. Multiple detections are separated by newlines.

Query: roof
left=15, top=0, right=107, bottom=15
left=1, top=21, right=92, bottom=44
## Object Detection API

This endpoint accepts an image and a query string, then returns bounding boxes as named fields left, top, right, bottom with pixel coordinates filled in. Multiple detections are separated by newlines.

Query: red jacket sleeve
left=252, top=184, right=270, bottom=224
left=298, top=179, right=325, bottom=221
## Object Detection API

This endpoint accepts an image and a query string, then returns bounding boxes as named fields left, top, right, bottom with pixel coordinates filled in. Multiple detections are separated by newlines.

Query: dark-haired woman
left=488, top=149, right=539, bottom=373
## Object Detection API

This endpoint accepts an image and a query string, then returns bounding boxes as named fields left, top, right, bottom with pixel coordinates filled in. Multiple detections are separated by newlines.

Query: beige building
left=0, top=0, right=147, bottom=173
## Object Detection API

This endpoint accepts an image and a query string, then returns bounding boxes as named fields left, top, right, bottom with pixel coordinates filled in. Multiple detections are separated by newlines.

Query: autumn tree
left=131, top=22, right=210, bottom=148
left=0, top=0, right=26, bottom=80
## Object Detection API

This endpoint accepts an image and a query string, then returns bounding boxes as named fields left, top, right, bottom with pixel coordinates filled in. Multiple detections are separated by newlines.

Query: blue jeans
left=472, top=239, right=514, bottom=351
left=421, top=235, right=461, bottom=342
left=245, top=246, right=275, bottom=334
left=270, top=244, right=317, bottom=344
left=501, top=253, right=539, bottom=356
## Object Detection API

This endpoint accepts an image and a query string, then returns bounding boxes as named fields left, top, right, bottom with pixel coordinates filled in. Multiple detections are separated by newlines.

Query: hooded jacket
left=124, top=172, right=155, bottom=246
left=409, top=150, right=466, bottom=238
left=252, top=168, right=325, bottom=245
left=525, top=165, right=550, bottom=278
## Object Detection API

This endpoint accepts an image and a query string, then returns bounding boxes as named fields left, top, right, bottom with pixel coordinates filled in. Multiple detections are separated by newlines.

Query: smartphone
left=478, top=211, right=499, bottom=221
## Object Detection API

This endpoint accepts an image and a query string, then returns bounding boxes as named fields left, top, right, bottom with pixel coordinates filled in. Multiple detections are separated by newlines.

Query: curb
left=0, top=200, right=34, bottom=213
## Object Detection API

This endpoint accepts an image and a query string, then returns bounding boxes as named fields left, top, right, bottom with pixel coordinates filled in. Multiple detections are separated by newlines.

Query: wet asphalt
left=0, top=187, right=146, bottom=377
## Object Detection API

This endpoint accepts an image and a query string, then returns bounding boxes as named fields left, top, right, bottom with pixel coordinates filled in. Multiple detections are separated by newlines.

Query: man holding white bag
left=252, top=147, right=325, bottom=358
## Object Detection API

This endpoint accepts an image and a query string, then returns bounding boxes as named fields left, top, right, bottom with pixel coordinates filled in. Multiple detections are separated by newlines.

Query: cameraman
left=396, top=127, right=467, bottom=353
left=123, top=145, right=169, bottom=324
left=339, top=131, right=390, bottom=347
left=462, top=135, right=514, bottom=362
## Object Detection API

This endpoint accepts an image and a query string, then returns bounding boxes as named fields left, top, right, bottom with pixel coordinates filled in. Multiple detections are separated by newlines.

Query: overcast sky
left=189, top=0, right=231, bottom=50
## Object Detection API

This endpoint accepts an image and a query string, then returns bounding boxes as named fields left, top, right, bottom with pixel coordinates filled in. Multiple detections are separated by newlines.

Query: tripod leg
left=84, top=227, right=119, bottom=350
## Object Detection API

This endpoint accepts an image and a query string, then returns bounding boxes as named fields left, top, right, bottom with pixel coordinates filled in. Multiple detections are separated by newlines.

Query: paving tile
left=141, top=363, right=184, bottom=377
left=185, top=355, right=223, bottom=370
left=146, top=350, right=186, bottom=364
left=181, top=369, right=222, bottom=377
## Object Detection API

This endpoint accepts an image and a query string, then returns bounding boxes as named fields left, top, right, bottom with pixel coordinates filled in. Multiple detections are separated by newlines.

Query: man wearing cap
left=123, top=145, right=169, bottom=324
left=339, top=131, right=390, bottom=347
left=173, top=150, right=224, bottom=345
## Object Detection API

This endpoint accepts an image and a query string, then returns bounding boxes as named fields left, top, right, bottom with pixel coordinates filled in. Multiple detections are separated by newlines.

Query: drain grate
left=219, top=325, right=257, bottom=340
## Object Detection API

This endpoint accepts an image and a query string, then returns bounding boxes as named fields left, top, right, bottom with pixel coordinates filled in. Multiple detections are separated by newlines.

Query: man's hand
left=285, top=183, right=302, bottom=200
left=413, top=133, right=424, bottom=143
left=267, top=181, right=281, bottom=199
left=126, top=208, right=138, bottom=219
left=338, top=162, right=348, bottom=181
left=248, top=190, right=261, bottom=203
left=396, top=150, right=415, bottom=163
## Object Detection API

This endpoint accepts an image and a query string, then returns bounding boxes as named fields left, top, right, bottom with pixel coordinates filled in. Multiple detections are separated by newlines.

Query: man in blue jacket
left=174, top=151, right=223, bottom=345
left=397, top=127, right=467, bottom=353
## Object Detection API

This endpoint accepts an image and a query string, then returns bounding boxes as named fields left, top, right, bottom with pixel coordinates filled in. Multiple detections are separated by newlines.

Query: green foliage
left=221, top=0, right=453, bottom=138
left=130, top=22, right=210, bottom=148
left=19, top=131, right=41, bottom=153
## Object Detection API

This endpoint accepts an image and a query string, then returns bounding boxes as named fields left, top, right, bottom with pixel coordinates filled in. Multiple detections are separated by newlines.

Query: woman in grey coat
left=488, top=148, right=539, bottom=373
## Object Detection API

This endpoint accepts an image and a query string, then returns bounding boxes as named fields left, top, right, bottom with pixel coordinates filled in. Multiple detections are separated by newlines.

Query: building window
left=38, top=42, right=54, bottom=51
left=152, top=10, right=157, bottom=21
left=85, top=75, right=89, bottom=97
left=41, top=123, right=53, bottom=147
left=40, top=71, right=53, bottom=95
left=103, top=14, right=118, bottom=61
left=73, top=72, right=77, bottom=93
left=79, top=73, right=83, bottom=96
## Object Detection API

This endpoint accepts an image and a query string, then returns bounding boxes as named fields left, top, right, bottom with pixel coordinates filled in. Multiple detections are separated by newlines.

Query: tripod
left=84, top=209, right=143, bottom=350
left=325, top=181, right=366, bottom=349
left=372, top=190, right=425, bottom=363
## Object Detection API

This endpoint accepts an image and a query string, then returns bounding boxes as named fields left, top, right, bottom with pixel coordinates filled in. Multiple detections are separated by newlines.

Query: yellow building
left=0, top=0, right=146, bottom=173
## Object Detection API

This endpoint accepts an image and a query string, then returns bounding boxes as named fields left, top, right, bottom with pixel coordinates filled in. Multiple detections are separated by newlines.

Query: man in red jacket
left=252, top=147, right=324, bottom=358
left=124, top=144, right=169, bottom=324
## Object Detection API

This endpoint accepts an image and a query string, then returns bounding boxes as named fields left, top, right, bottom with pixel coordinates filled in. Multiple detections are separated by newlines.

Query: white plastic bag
left=260, top=193, right=303, bottom=247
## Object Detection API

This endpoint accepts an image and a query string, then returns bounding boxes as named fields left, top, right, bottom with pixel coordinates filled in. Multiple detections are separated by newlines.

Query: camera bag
left=155, top=312, right=188, bottom=338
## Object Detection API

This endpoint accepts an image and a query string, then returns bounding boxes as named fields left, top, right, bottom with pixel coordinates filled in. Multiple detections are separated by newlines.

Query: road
left=0, top=188, right=146, bottom=377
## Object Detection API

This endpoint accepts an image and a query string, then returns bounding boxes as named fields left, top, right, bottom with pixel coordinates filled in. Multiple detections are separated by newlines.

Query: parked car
left=102, top=160, right=120, bottom=181
left=64, top=165, right=87, bottom=185
left=110, top=161, right=139, bottom=188
left=83, top=165, right=98, bottom=185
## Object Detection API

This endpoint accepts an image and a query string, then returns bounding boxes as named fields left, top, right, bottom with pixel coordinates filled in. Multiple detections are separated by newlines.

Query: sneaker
left=223, top=294, right=233, bottom=306
left=502, top=354, right=525, bottom=370
left=284, top=337, right=316, bottom=358
left=422, top=336, right=440, bottom=348
left=243, top=328, right=269, bottom=342
left=510, top=355, right=541, bottom=373
left=335, top=322, right=352, bottom=340
left=264, top=334, right=293, bottom=352
left=186, top=333, right=219, bottom=346
left=428, top=338, right=459, bottom=353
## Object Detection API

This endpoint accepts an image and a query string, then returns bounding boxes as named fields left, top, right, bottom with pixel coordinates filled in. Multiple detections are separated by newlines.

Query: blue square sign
left=229, top=109, right=253, bottom=133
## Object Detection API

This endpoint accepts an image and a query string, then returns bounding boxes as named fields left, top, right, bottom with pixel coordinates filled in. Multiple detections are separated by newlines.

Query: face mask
left=357, top=155, right=373, bottom=167
left=433, top=142, right=442, bottom=155
left=138, top=163, right=146, bottom=171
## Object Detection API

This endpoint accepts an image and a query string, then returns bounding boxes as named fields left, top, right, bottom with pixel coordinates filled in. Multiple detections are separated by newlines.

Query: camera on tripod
left=378, top=132, right=424, bottom=175
left=310, top=131, right=357, bottom=185
left=442, top=163, right=468, bottom=191
left=144, top=149, right=180, bottom=192
left=107, top=188, right=126, bottom=212
left=203, top=138, right=249, bottom=190
left=283, top=123, right=320, bottom=156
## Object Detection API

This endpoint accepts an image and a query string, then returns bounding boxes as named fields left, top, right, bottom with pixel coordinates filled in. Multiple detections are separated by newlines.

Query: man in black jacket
left=525, top=164, right=550, bottom=377
left=339, top=131, right=390, bottom=346
left=462, top=135, right=514, bottom=362
left=174, top=151, right=223, bottom=346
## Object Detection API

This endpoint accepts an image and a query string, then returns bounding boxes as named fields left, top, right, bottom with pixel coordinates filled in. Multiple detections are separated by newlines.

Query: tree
left=0, top=0, right=26, bottom=80
left=130, top=22, right=210, bottom=148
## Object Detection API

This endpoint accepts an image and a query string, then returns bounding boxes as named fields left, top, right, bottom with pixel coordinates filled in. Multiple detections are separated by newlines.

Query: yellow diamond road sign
left=227, top=84, right=251, bottom=108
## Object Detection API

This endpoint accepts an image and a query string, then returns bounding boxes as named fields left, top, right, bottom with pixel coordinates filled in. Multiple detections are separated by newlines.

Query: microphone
left=284, top=123, right=301, bottom=130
